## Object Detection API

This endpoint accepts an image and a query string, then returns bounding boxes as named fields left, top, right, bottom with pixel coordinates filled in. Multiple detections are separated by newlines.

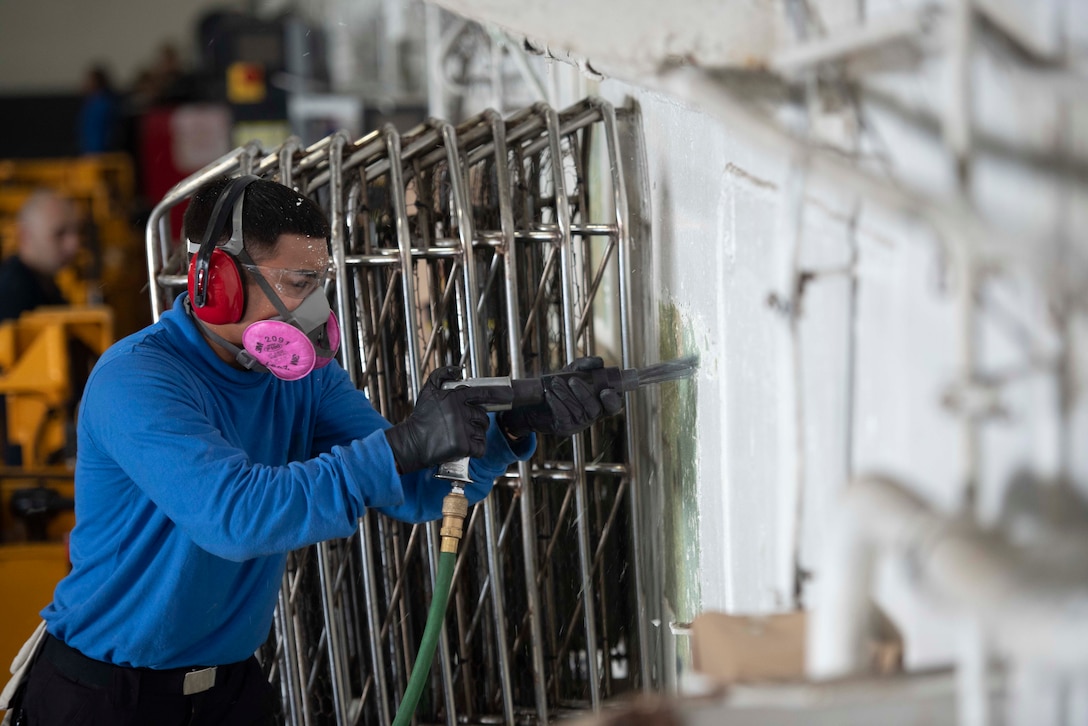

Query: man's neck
left=183, top=299, right=248, bottom=369
left=200, top=328, right=246, bottom=368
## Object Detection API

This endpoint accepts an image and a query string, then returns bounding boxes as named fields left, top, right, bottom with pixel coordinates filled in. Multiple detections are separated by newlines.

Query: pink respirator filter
left=242, top=313, right=340, bottom=381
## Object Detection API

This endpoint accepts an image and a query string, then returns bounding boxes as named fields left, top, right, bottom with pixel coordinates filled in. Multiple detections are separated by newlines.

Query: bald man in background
left=0, top=189, right=82, bottom=323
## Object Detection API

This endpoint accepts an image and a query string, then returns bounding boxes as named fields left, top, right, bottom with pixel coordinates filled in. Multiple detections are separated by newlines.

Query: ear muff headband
left=188, top=175, right=260, bottom=323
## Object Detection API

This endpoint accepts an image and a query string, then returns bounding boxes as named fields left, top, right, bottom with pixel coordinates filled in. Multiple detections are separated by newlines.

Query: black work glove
left=498, top=356, right=624, bottom=439
left=385, top=366, right=514, bottom=474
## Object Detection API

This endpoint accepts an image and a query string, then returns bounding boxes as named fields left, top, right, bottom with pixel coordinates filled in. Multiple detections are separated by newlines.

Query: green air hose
left=392, top=491, right=466, bottom=726
left=392, top=550, right=455, bottom=726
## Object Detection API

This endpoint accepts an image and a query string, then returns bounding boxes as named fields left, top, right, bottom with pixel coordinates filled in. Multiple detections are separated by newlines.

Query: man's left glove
left=498, top=356, right=624, bottom=439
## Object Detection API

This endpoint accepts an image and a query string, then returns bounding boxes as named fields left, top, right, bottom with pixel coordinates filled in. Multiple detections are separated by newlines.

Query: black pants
left=17, top=636, right=277, bottom=726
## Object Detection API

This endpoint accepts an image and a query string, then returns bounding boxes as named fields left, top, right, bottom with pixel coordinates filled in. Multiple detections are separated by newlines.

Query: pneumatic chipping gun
left=436, top=355, right=698, bottom=482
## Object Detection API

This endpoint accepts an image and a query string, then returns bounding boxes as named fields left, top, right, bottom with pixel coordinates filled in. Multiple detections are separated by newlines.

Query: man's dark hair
left=183, top=176, right=330, bottom=261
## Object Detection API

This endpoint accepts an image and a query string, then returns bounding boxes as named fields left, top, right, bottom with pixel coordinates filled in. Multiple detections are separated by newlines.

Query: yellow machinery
left=0, top=306, right=113, bottom=687
left=0, top=155, right=136, bottom=715
left=0, top=307, right=112, bottom=467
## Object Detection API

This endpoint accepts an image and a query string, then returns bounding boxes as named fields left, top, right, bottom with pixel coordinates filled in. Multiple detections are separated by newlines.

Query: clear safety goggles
left=242, top=262, right=333, bottom=300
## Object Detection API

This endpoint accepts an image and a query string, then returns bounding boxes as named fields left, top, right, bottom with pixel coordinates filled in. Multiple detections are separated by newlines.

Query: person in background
left=77, top=65, right=121, bottom=155
left=4, top=176, right=621, bottom=725
left=0, top=189, right=82, bottom=323
left=0, top=190, right=84, bottom=466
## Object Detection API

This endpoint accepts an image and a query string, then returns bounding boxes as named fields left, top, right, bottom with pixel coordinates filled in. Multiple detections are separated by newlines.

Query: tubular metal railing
left=145, top=97, right=648, bottom=725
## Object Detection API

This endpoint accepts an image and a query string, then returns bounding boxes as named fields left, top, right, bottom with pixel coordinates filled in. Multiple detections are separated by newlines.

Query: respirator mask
left=186, top=175, right=340, bottom=381
left=238, top=264, right=341, bottom=380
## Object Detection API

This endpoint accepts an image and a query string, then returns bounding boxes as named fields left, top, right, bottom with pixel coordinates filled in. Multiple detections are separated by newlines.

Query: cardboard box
left=691, top=611, right=807, bottom=683
left=690, top=608, right=902, bottom=685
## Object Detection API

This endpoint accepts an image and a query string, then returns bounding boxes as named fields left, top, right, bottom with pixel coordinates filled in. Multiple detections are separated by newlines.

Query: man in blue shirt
left=8, top=176, right=619, bottom=725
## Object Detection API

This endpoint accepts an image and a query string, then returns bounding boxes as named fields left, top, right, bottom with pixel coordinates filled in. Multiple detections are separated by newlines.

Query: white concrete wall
left=584, top=67, right=1088, bottom=675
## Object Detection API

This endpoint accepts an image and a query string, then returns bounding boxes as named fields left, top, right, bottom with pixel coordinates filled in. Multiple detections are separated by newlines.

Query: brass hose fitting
left=440, top=488, right=469, bottom=554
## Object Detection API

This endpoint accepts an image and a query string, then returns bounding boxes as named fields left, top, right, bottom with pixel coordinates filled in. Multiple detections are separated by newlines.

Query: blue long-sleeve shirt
left=42, top=293, right=534, bottom=668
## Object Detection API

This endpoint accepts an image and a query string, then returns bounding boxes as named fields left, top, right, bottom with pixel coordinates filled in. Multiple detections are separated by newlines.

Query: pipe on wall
left=808, top=472, right=1088, bottom=723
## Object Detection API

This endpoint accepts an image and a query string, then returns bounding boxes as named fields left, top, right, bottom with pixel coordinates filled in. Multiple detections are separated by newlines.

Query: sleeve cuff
left=486, top=413, right=536, bottom=462
left=341, top=429, right=407, bottom=510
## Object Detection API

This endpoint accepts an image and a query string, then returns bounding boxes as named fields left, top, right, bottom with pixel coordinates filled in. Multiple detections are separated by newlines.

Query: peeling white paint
left=431, top=0, right=782, bottom=74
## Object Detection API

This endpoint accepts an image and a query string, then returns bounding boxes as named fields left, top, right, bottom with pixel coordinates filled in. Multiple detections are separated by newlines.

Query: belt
left=42, top=634, right=224, bottom=695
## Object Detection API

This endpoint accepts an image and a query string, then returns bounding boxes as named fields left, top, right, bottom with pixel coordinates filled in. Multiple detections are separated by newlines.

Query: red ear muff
left=186, top=174, right=260, bottom=325
left=187, top=248, right=245, bottom=324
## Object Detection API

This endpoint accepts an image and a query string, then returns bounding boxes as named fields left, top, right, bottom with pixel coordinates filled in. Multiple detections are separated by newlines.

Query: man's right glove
left=384, top=365, right=514, bottom=474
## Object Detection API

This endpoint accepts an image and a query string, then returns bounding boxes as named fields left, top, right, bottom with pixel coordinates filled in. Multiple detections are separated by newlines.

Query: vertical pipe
left=379, top=0, right=400, bottom=96
left=482, top=496, right=516, bottom=723
left=804, top=502, right=876, bottom=679
left=442, top=120, right=518, bottom=724
left=528, top=109, right=564, bottom=707
left=349, top=177, right=402, bottom=724
left=379, top=518, right=412, bottom=704
left=779, top=3, right=815, bottom=612
left=842, top=0, right=865, bottom=488
left=591, top=97, right=652, bottom=691
left=384, top=125, right=423, bottom=400
left=844, top=206, right=860, bottom=483
left=489, top=109, right=551, bottom=724
left=314, top=136, right=353, bottom=726
left=489, top=35, right=504, bottom=113
left=330, top=133, right=360, bottom=385
left=292, top=555, right=317, bottom=726
left=424, top=5, right=448, bottom=123
left=279, top=136, right=301, bottom=188
left=382, top=126, right=437, bottom=726
left=239, top=140, right=261, bottom=176
left=1054, top=90, right=1073, bottom=486
left=145, top=204, right=167, bottom=321
left=546, top=105, right=602, bottom=708
left=945, top=0, right=973, bottom=181
left=336, top=218, right=394, bottom=726
left=946, top=0, right=980, bottom=517
left=422, top=127, right=462, bottom=726
left=774, top=154, right=809, bottom=610
left=316, top=542, right=349, bottom=725
left=957, top=619, right=991, bottom=726
left=959, top=252, right=980, bottom=515
left=360, top=516, right=393, bottom=724
left=345, top=179, right=366, bottom=382
left=386, top=123, right=457, bottom=724
left=275, top=572, right=305, bottom=725
left=444, top=122, right=485, bottom=370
